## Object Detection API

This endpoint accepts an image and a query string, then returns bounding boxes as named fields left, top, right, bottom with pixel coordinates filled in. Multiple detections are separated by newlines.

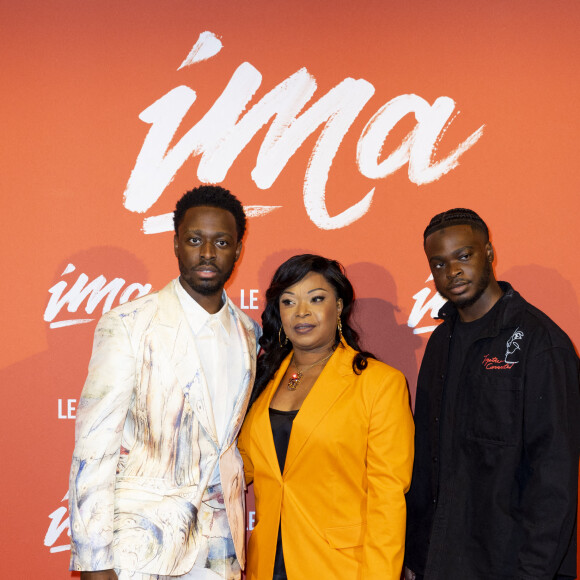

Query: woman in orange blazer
left=238, top=255, right=414, bottom=580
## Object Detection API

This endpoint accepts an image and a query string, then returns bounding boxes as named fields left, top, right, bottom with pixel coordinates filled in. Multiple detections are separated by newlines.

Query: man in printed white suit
left=69, top=185, right=261, bottom=580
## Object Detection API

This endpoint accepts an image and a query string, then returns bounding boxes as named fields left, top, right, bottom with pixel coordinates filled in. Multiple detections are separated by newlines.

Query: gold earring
left=279, top=326, right=288, bottom=347
left=337, top=315, right=343, bottom=341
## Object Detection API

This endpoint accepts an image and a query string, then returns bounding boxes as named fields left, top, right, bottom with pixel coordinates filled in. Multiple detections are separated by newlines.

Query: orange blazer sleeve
left=361, top=360, right=415, bottom=579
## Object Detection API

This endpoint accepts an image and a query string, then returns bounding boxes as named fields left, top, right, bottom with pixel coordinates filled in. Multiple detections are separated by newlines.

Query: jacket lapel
left=254, top=354, right=294, bottom=479
left=283, top=343, right=354, bottom=475
left=223, top=303, right=258, bottom=449
left=155, top=282, right=219, bottom=446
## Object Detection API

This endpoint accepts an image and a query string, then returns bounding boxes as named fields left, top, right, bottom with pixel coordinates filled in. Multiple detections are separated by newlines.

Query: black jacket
left=405, top=282, right=580, bottom=580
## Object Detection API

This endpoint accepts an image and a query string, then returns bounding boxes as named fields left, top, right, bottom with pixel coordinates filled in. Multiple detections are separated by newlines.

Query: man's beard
left=180, top=260, right=236, bottom=297
left=451, top=259, right=492, bottom=309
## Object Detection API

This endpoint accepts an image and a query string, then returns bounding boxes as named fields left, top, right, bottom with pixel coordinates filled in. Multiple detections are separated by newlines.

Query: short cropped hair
left=173, top=185, right=247, bottom=240
left=423, top=208, right=489, bottom=244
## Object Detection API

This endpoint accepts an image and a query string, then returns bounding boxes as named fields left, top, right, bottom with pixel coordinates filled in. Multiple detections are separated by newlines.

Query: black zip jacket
left=405, top=282, right=580, bottom=580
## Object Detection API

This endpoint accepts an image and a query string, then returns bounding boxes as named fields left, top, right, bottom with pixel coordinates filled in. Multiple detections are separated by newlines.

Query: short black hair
left=423, top=208, right=489, bottom=244
left=173, top=185, right=246, bottom=240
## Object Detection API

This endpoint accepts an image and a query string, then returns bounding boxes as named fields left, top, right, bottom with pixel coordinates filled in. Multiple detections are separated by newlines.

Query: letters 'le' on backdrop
left=2, top=1, right=580, bottom=576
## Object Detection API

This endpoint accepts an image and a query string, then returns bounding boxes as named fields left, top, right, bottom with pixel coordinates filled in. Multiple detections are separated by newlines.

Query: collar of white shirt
left=174, top=277, right=232, bottom=336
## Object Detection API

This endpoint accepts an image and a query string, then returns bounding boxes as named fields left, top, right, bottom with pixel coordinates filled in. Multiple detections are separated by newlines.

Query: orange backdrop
left=2, top=1, right=580, bottom=576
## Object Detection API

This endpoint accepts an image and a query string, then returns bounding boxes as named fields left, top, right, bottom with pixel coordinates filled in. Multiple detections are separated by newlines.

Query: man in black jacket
left=405, top=208, right=580, bottom=580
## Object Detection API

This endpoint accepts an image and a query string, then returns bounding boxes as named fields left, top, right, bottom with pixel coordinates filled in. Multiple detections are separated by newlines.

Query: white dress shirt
left=174, top=279, right=245, bottom=579
left=174, top=278, right=244, bottom=453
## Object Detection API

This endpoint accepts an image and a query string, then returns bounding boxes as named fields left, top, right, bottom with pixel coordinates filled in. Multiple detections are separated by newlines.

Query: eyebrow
left=184, top=229, right=234, bottom=238
left=428, top=245, right=474, bottom=261
left=281, top=287, right=330, bottom=296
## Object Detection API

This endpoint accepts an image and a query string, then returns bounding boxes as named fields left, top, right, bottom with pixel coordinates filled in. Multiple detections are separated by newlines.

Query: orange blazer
left=238, top=342, right=414, bottom=580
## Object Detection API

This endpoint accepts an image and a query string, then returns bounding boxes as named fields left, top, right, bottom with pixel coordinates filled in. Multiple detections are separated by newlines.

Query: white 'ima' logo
left=125, top=31, right=485, bottom=233
left=45, top=492, right=70, bottom=554
left=407, top=274, right=446, bottom=334
left=44, top=263, right=152, bottom=328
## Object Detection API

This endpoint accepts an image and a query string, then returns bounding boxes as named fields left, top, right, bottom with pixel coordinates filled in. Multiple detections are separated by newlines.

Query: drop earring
left=279, top=326, right=288, bottom=347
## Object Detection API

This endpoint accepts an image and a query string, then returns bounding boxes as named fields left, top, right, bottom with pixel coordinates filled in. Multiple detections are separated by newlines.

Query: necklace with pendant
left=287, top=351, right=333, bottom=391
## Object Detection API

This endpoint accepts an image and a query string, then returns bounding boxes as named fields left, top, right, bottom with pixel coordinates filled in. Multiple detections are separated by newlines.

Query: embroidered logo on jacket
left=505, top=327, right=524, bottom=364
left=481, top=328, right=524, bottom=370
left=482, top=355, right=515, bottom=370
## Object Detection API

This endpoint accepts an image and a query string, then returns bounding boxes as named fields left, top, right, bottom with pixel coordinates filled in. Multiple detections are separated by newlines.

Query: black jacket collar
left=437, top=281, right=523, bottom=338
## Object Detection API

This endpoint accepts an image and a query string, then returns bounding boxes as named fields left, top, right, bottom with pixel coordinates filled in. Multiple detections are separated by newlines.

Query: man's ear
left=486, top=242, right=494, bottom=263
left=235, top=240, right=243, bottom=262
left=174, top=235, right=179, bottom=257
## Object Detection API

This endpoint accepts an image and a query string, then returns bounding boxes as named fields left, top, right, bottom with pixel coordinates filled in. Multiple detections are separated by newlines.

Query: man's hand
left=80, top=571, right=118, bottom=580
left=404, top=566, right=416, bottom=580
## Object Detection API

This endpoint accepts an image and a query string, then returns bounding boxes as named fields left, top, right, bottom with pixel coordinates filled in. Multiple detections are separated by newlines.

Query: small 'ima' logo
left=44, top=492, right=70, bottom=554
left=44, top=263, right=152, bottom=329
left=407, top=274, right=446, bottom=335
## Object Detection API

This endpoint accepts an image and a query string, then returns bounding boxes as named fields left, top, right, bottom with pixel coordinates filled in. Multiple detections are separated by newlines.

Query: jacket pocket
left=325, top=522, right=366, bottom=548
left=113, top=477, right=198, bottom=568
left=466, top=376, right=522, bottom=446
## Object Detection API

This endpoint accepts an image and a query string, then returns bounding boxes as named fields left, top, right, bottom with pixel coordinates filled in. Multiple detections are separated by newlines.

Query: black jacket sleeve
left=517, top=343, right=580, bottom=579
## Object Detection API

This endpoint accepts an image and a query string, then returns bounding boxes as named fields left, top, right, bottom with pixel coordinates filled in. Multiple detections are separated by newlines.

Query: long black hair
left=249, top=254, right=375, bottom=406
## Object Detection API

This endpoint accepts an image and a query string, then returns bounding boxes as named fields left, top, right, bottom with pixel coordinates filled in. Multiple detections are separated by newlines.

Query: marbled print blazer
left=69, top=282, right=260, bottom=575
